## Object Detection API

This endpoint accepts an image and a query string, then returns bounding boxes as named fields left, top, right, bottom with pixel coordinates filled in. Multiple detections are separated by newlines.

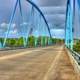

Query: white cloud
left=12, top=23, right=16, bottom=28
left=0, top=22, right=8, bottom=28
left=20, top=22, right=31, bottom=26
left=20, top=22, right=28, bottom=26
left=51, top=29, right=65, bottom=38
left=0, top=23, right=16, bottom=28
left=9, top=29, right=18, bottom=34
left=0, top=22, right=18, bottom=35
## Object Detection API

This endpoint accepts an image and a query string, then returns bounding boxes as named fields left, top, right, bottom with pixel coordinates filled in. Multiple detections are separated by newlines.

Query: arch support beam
left=65, top=0, right=75, bottom=50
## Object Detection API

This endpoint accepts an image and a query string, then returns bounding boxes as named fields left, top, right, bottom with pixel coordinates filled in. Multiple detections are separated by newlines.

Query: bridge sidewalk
left=45, top=48, right=80, bottom=80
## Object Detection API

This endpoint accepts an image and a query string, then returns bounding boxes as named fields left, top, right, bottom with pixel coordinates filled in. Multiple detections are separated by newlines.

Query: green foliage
left=0, top=38, right=4, bottom=43
left=0, top=37, right=64, bottom=48
left=16, top=37, right=24, bottom=47
left=51, top=38, right=64, bottom=44
left=4, top=37, right=24, bottom=47
left=28, top=36, right=35, bottom=47
left=73, top=40, right=80, bottom=53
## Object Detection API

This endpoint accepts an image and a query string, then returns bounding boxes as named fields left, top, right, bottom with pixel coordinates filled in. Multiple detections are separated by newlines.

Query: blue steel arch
left=65, top=0, right=70, bottom=48
left=26, top=0, right=52, bottom=38
left=65, top=0, right=75, bottom=49
left=77, top=0, right=80, bottom=8
left=65, top=0, right=69, bottom=46
left=3, top=0, right=52, bottom=47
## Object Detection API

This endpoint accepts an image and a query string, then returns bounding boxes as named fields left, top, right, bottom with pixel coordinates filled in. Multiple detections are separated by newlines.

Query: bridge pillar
left=48, top=38, right=51, bottom=45
left=65, top=0, right=75, bottom=50
left=41, top=37, right=45, bottom=46
left=23, top=38, right=27, bottom=48
left=44, top=37, right=47, bottom=46
left=34, top=37, right=38, bottom=47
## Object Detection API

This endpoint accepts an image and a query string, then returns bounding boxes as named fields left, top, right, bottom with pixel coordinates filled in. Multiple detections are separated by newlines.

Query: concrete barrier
left=65, top=47, right=80, bottom=76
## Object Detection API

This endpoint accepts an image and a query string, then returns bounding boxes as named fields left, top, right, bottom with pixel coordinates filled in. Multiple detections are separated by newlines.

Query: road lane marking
left=43, top=47, right=63, bottom=80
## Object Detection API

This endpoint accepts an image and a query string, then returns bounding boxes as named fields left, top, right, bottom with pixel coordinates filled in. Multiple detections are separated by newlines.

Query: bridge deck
left=0, top=46, right=79, bottom=80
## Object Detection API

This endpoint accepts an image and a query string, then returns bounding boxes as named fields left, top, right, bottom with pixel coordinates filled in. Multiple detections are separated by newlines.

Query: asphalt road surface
left=0, top=46, right=79, bottom=80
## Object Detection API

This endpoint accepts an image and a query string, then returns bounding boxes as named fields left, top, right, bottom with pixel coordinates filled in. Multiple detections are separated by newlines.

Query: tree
left=73, top=40, right=80, bottom=53
left=28, top=36, right=35, bottom=47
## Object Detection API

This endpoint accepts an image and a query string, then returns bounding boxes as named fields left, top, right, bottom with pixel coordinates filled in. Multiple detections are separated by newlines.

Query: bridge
left=0, top=0, right=80, bottom=80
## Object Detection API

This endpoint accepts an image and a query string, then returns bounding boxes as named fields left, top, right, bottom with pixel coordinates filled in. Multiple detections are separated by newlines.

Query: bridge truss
left=0, top=0, right=52, bottom=48
left=65, top=0, right=80, bottom=50
left=0, top=0, right=80, bottom=49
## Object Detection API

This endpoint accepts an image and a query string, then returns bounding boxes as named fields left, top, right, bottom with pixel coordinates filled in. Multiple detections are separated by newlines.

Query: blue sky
left=0, top=0, right=80, bottom=38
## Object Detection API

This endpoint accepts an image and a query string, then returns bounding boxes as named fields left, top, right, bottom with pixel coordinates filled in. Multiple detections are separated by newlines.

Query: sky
left=33, top=0, right=67, bottom=38
left=0, top=0, right=80, bottom=39
left=32, top=0, right=80, bottom=38
left=33, top=0, right=67, bottom=25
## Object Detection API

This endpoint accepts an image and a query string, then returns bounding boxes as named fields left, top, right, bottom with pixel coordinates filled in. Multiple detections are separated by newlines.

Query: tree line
left=0, top=36, right=64, bottom=48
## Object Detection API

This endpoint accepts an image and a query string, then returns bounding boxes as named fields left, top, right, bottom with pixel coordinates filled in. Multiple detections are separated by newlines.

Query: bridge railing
left=66, top=47, right=80, bottom=74
left=67, top=47, right=80, bottom=65
left=70, top=50, right=80, bottom=65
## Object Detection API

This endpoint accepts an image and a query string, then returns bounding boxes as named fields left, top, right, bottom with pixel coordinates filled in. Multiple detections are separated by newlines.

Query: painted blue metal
left=69, top=4, right=73, bottom=49
left=3, top=0, right=19, bottom=47
left=65, top=0, right=75, bottom=50
left=77, top=0, right=80, bottom=8
left=77, top=0, right=80, bottom=23
left=2, top=0, right=51, bottom=48
left=26, top=0, right=52, bottom=38
left=18, top=0, right=27, bottom=47
left=65, top=0, right=70, bottom=47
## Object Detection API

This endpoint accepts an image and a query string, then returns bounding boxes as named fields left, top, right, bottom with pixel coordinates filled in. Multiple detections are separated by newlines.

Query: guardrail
left=70, top=50, right=80, bottom=65
left=67, top=47, right=80, bottom=65
left=66, top=47, right=80, bottom=74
